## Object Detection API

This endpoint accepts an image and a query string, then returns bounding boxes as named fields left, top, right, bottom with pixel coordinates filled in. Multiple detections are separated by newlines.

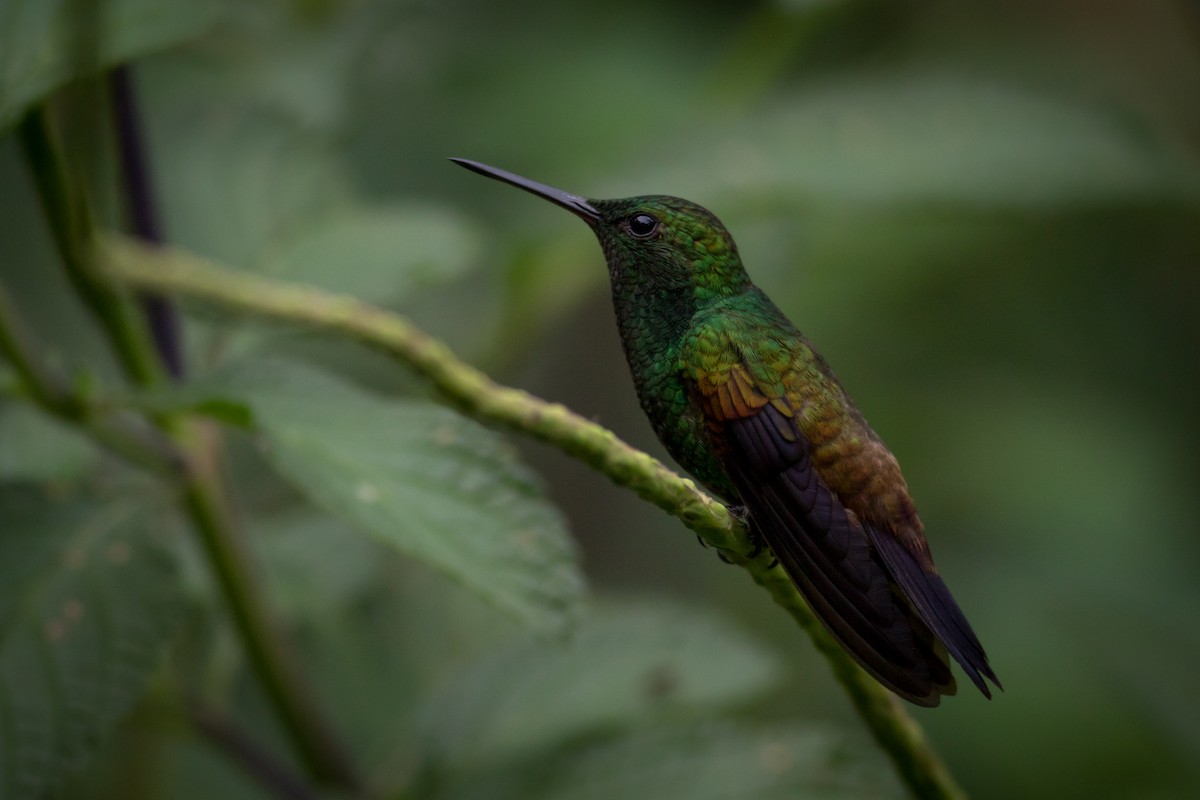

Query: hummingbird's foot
left=723, top=503, right=764, bottom=557
left=745, top=528, right=768, bottom=560
left=697, top=533, right=738, bottom=565
left=699, top=504, right=757, bottom=564
left=700, top=527, right=774, bottom=566
left=745, top=530, right=779, bottom=568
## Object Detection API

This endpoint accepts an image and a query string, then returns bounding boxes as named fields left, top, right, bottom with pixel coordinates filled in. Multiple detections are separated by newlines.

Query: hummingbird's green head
left=451, top=158, right=751, bottom=300
left=587, top=195, right=750, bottom=299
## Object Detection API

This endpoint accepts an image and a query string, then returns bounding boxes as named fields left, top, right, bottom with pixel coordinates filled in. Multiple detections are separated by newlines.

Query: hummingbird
left=451, top=158, right=1000, bottom=706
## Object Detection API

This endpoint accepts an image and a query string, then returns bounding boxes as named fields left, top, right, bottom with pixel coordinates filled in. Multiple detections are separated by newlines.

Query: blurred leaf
left=285, top=558, right=529, bottom=770
left=1056, top=571, right=1200, bottom=785
left=707, top=0, right=853, bottom=107
left=649, top=71, right=1200, bottom=209
left=0, top=486, right=186, bottom=798
left=133, top=7, right=361, bottom=271
left=258, top=203, right=483, bottom=303
left=0, top=0, right=217, bottom=132
left=430, top=721, right=893, bottom=800
left=419, top=599, right=782, bottom=768
left=147, top=106, right=353, bottom=269
left=188, top=397, right=254, bottom=428
left=255, top=508, right=386, bottom=620
left=189, top=359, right=584, bottom=634
left=0, top=402, right=97, bottom=481
left=128, top=736, right=267, bottom=800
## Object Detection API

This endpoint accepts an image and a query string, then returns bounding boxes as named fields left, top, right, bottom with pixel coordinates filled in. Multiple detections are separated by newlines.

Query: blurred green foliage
left=1, top=0, right=1198, bottom=798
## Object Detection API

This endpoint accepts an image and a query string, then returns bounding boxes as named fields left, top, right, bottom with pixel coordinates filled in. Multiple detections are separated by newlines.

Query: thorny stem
left=102, top=235, right=968, bottom=800
left=16, top=108, right=361, bottom=792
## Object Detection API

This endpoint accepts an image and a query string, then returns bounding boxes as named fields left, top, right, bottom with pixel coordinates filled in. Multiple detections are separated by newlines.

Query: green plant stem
left=18, top=108, right=163, bottom=387
left=101, top=235, right=967, bottom=800
left=18, top=110, right=361, bottom=792
left=0, top=283, right=75, bottom=411
left=0, top=282, right=180, bottom=473
left=178, top=432, right=361, bottom=791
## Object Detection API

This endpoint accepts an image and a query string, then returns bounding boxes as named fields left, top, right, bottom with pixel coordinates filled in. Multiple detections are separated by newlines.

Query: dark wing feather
left=722, top=400, right=956, bottom=706
left=864, top=526, right=1001, bottom=697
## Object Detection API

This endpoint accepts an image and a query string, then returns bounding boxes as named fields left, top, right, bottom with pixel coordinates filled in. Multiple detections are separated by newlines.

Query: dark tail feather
left=738, top=476, right=955, bottom=706
left=725, top=411, right=957, bottom=706
left=866, top=527, right=1002, bottom=697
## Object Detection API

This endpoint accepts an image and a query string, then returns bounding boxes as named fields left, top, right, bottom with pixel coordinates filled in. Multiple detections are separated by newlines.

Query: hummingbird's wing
left=683, top=358, right=957, bottom=706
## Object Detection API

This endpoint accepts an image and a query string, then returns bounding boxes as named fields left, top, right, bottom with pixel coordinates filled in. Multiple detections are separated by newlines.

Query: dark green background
left=2, top=1, right=1198, bottom=798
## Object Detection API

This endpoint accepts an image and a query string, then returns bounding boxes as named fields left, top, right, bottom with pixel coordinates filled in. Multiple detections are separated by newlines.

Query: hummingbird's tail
left=865, top=526, right=1002, bottom=698
left=724, top=406, right=962, bottom=706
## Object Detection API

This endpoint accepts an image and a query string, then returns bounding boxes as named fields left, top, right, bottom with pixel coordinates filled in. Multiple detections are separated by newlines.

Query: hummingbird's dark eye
left=627, top=213, right=659, bottom=238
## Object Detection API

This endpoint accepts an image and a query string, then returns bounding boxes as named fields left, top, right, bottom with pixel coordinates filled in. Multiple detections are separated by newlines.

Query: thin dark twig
left=110, top=65, right=185, bottom=379
left=190, top=706, right=322, bottom=800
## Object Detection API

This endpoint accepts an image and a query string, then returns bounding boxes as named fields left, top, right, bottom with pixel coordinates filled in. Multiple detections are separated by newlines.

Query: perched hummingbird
left=451, top=158, right=1000, bottom=706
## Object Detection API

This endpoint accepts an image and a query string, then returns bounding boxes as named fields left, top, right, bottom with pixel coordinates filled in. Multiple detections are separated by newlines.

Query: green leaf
left=0, top=486, right=187, bottom=798
left=650, top=71, right=1200, bottom=210
left=196, top=359, right=584, bottom=634
left=0, top=402, right=97, bottom=482
left=258, top=204, right=483, bottom=304
left=106, top=372, right=255, bottom=427
left=130, top=10, right=362, bottom=271
left=255, top=508, right=386, bottom=620
left=0, top=0, right=218, bottom=132
left=420, top=599, right=783, bottom=768
left=432, top=722, right=893, bottom=800
left=146, top=106, right=353, bottom=269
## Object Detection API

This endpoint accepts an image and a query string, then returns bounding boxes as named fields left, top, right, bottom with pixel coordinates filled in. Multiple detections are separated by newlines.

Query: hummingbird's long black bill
left=450, top=158, right=600, bottom=222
